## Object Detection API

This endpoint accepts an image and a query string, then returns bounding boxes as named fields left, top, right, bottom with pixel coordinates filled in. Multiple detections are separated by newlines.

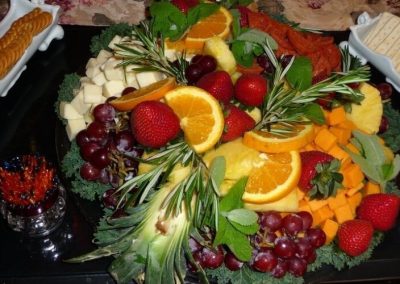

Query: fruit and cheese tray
left=54, top=1, right=400, bottom=283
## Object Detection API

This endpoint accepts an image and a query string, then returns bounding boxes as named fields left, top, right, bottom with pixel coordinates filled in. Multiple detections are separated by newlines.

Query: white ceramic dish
left=0, top=0, right=64, bottom=97
left=340, top=12, right=400, bottom=92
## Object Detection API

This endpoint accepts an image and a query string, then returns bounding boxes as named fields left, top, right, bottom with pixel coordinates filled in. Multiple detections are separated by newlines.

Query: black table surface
left=0, top=25, right=400, bottom=284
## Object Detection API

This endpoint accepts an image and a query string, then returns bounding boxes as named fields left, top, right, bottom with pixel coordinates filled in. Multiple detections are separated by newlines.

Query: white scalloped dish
left=341, top=12, right=400, bottom=92
left=0, top=0, right=64, bottom=97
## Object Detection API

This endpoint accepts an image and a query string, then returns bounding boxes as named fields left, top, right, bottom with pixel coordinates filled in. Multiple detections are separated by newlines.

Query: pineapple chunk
left=346, top=82, right=382, bottom=134
left=203, top=37, right=236, bottom=75
left=244, top=188, right=299, bottom=212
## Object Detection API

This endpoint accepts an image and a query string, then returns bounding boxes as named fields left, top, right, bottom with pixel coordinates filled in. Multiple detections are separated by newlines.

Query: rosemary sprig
left=256, top=42, right=370, bottom=135
left=114, top=21, right=188, bottom=84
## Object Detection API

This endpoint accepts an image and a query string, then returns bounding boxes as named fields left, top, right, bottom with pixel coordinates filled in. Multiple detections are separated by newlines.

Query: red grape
left=271, top=258, right=288, bottom=278
left=86, top=121, right=108, bottom=143
left=102, top=188, right=119, bottom=209
left=305, top=228, right=326, bottom=248
left=295, top=238, right=313, bottom=259
left=259, top=211, right=282, bottom=232
left=121, top=86, right=136, bottom=96
left=282, top=214, right=303, bottom=236
left=76, top=130, right=90, bottom=148
left=224, top=252, right=243, bottom=271
left=201, top=246, right=224, bottom=269
left=377, top=82, right=393, bottom=100
left=378, top=115, right=389, bottom=134
left=273, top=237, right=296, bottom=259
left=115, top=130, right=135, bottom=152
left=80, top=162, right=101, bottom=181
left=256, top=55, right=274, bottom=73
left=98, top=168, right=110, bottom=184
left=197, top=55, right=217, bottom=74
left=191, top=54, right=204, bottom=65
left=288, top=257, right=307, bottom=277
left=90, top=147, right=111, bottom=169
left=80, top=141, right=101, bottom=161
left=252, top=249, right=278, bottom=272
left=296, top=211, right=313, bottom=231
left=305, top=248, right=317, bottom=264
left=185, top=64, right=203, bottom=85
left=93, top=103, right=116, bottom=123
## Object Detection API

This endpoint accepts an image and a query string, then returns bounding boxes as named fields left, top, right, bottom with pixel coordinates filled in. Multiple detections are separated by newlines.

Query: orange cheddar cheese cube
left=342, top=163, right=364, bottom=188
left=314, top=128, right=338, bottom=152
left=328, top=191, right=347, bottom=210
left=307, top=198, right=328, bottom=212
left=327, top=106, right=346, bottom=126
left=313, top=205, right=335, bottom=227
left=347, top=192, right=362, bottom=214
left=299, top=200, right=312, bottom=214
left=337, top=120, right=357, bottom=130
left=344, top=142, right=360, bottom=155
left=364, top=181, right=381, bottom=195
left=329, top=127, right=352, bottom=145
left=322, top=219, right=339, bottom=244
left=346, top=182, right=364, bottom=197
left=328, top=144, right=350, bottom=161
left=334, top=203, right=354, bottom=224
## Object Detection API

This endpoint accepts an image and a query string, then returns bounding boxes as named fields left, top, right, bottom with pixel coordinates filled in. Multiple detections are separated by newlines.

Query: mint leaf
left=150, top=2, right=187, bottom=40
left=223, top=208, right=258, bottom=226
left=219, top=177, right=248, bottom=211
left=230, top=9, right=241, bottom=39
left=302, top=103, right=326, bottom=125
left=229, top=220, right=259, bottom=235
left=236, top=29, right=277, bottom=49
left=226, top=229, right=253, bottom=261
left=231, top=41, right=255, bottom=67
left=286, top=56, right=312, bottom=91
left=209, top=156, right=226, bottom=189
left=187, top=3, right=219, bottom=26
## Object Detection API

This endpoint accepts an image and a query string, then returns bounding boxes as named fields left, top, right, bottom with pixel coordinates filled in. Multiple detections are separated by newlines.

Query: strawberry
left=130, top=101, right=181, bottom=148
left=237, top=6, right=251, bottom=27
left=357, top=193, right=400, bottom=231
left=298, top=151, right=343, bottom=198
left=221, top=104, right=255, bottom=142
left=196, top=71, right=234, bottom=104
left=338, top=219, right=374, bottom=257
left=234, top=74, right=268, bottom=107
left=171, top=0, right=189, bottom=13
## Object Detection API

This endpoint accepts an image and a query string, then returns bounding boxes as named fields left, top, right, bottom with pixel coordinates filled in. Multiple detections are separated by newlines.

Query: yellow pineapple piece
left=244, top=188, right=299, bottom=212
left=203, top=37, right=237, bottom=75
left=346, top=82, right=383, bottom=134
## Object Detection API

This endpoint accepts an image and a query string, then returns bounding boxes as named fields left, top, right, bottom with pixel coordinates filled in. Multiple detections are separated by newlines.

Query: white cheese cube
left=83, top=84, right=103, bottom=104
left=66, top=118, right=87, bottom=141
left=108, top=35, right=122, bottom=50
left=96, top=50, right=112, bottom=64
left=71, top=90, right=92, bottom=114
left=136, top=71, right=165, bottom=88
left=86, top=58, right=98, bottom=69
left=83, top=111, right=94, bottom=124
left=104, top=59, right=124, bottom=81
left=125, top=72, right=139, bottom=89
left=103, top=80, right=125, bottom=98
left=80, top=76, right=92, bottom=86
left=165, top=48, right=177, bottom=61
left=59, top=101, right=83, bottom=119
left=86, top=65, right=102, bottom=79
left=92, top=71, right=107, bottom=86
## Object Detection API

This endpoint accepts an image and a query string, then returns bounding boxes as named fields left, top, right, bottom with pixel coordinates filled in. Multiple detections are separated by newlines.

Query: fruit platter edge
left=53, top=4, right=400, bottom=284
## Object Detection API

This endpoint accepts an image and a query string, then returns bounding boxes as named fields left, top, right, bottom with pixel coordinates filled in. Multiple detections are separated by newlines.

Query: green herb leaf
left=187, top=3, right=219, bottom=26
left=209, top=156, right=226, bottom=189
left=229, top=220, right=259, bottom=235
left=219, top=177, right=248, bottom=211
left=230, top=9, right=241, bottom=39
left=223, top=208, right=258, bottom=226
left=286, top=56, right=312, bottom=91
left=302, top=103, right=326, bottom=125
left=150, top=2, right=187, bottom=40
left=231, top=40, right=255, bottom=67
left=235, top=29, right=277, bottom=49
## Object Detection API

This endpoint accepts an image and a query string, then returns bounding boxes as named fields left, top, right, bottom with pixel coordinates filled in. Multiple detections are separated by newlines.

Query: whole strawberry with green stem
left=338, top=219, right=374, bottom=257
left=234, top=74, right=268, bottom=107
left=221, top=104, right=255, bottom=142
left=196, top=71, right=234, bottom=104
left=298, top=151, right=343, bottom=199
left=357, top=193, right=400, bottom=231
left=130, top=101, right=181, bottom=148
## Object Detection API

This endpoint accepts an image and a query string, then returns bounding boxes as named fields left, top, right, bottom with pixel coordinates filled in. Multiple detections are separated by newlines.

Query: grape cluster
left=75, top=103, right=143, bottom=205
left=190, top=211, right=326, bottom=279
left=376, top=82, right=393, bottom=134
left=185, top=55, right=217, bottom=84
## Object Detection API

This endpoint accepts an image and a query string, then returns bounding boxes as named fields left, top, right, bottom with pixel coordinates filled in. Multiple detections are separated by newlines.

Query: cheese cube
left=104, top=59, right=124, bottom=81
left=66, top=118, right=86, bottom=141
left=80, top=76, right=92, bottom=86
left=83, top=111, right=94, bottom=124
left=136, top=71, right=165, bottom=88
left=71, top=90, right=91, bottom=114
left=83, top=84, right=103, bottom=104
left=96, top=50, right=112, bottom=64
left=103, top=80, right=125, bottom=98
left=125, top=72, right=139, bottom=89
left=108, top=35, right=122, bottom=50
left=92, top=71, right=107, bottom=86
left=86, top=65, right=102, bottom=79
left=86, top=58, right=98, bottom=69
left=59, top=102, right=83, bottom=119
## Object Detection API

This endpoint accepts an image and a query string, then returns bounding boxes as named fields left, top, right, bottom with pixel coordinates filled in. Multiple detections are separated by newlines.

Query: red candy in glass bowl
left=0, top=154, right=66, bottom=237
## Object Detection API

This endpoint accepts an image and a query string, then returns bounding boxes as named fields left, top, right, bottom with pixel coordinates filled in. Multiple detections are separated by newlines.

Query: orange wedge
left=185, top=6, right=232, bottom=51
left=109, top=77, right=176, bottom=111
left=243, top=123, right=315, bottom=153
left=242, top=150, right=301, bottom=204
left=164, top=86, right=224, bottom=153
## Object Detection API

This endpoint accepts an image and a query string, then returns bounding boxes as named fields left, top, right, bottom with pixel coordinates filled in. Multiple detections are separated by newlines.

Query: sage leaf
left=352, top=130, right=386, bottom=165
left=236, top=29, right=277, bottom=50
left=286, top=56, right=312, bottom=91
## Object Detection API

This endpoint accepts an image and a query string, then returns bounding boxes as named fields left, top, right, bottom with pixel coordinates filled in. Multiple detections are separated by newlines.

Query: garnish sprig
left=114, top=22, right=188, bottom=84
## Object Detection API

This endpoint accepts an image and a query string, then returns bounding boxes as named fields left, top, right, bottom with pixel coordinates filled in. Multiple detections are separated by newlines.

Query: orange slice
left=243, top=123, right=315, bottom=153
left=164, top=86, right=224, bottom=153
left=242, top=150, right=301, bottom=204
left=109, top=77, right=176, bottom=111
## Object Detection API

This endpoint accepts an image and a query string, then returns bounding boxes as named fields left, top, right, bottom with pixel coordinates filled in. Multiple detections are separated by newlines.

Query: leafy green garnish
left=62, top=141, right=109, bottom=201
left=150, top=2, right=219, bottom=41
left=214, top=177, right=259, bottom=261
left=54, top=73, right=80, bottom=123
left=218, top=0, right=253, bottom=9
left=286, top=56, right=312, bottom=91
left=380, top=103, right=400, bottom=152
left=90, top=23, right=132, bottom=56
left=231, top=29, right=277, bottom=67
left=343, top=130, right=400, bottom=190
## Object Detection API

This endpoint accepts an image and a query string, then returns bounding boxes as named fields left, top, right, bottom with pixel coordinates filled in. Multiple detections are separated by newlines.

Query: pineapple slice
left=203, top=37, right=237, bottom=75
left=346, top=82, right=383, bottom=134
left=244, top=188, right=299, bottom=212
